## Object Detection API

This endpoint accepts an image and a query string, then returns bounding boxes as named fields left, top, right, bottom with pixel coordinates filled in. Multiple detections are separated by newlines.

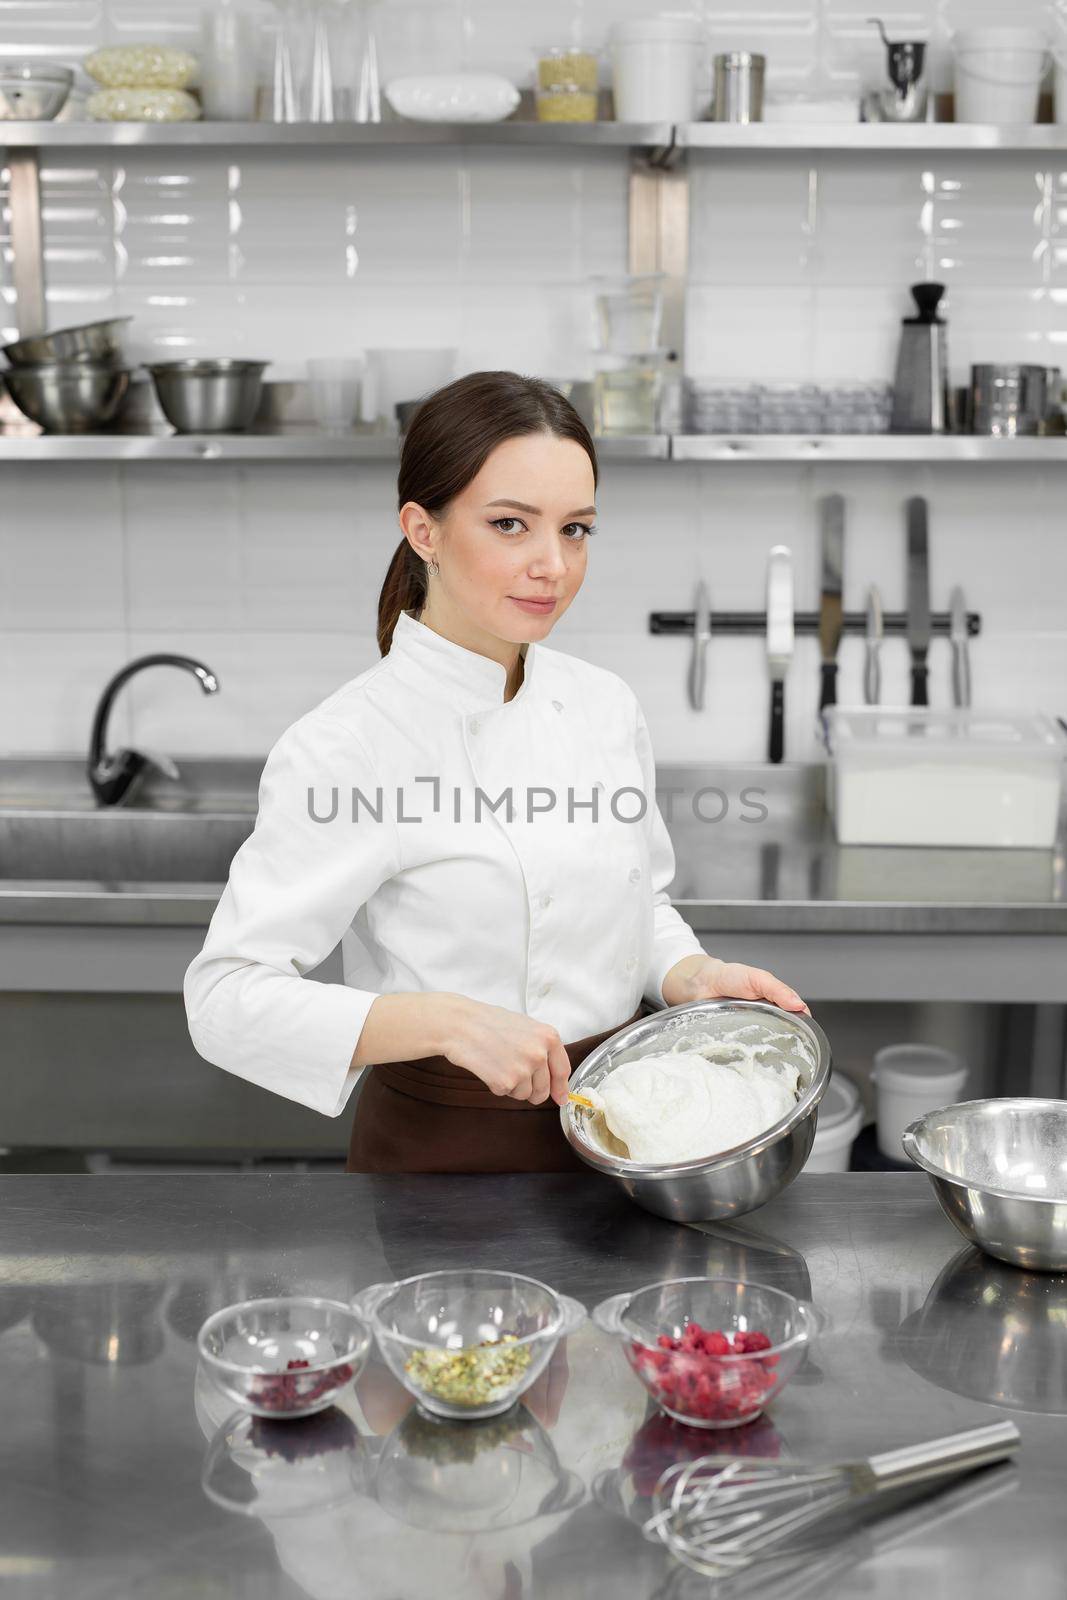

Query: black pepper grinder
left=890, top=282, right=951, bottom=434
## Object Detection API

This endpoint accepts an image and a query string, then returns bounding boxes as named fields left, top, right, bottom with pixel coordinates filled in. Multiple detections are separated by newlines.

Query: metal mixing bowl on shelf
left=902, top=1098, right=1067, bottom=1271
left=561, top=998, right=831, bottom=1223
left=2, top=361, right=131, bottom=432
left=0, top=60, right=73, bottom=120
left=2, top=315, right=132, bottom=366
left=147, top=358, right=269, bottom=433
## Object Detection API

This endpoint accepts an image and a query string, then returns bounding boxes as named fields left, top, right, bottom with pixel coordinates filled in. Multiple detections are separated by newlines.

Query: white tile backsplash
left=2, top=1, right=1067, bottom=763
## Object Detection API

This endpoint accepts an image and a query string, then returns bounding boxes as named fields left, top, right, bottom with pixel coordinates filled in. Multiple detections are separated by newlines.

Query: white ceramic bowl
left=385, top=73, right=520, bottom=123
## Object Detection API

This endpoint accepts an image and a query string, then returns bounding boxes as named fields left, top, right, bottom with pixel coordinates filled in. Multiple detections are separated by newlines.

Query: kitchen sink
left=0, top=812, right=255, bottom=883
left=0, top=757, right=258, bottom=888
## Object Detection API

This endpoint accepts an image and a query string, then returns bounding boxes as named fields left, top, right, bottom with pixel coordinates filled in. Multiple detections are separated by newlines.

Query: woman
left=184, top=371, right=810, bottom=1174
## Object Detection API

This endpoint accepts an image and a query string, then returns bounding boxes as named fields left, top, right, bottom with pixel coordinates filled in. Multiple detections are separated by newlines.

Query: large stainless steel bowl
left=0, top=61, right=73, bottom=120
left=147, top=359, right=269, bottom=433
left=2, top=316, right=132, bottom=367
left=561, top=999, right=831, bottom=1223
left=3, top=361, right=130, bottom=432
left=903, top=1098, right=1067, bottom=1272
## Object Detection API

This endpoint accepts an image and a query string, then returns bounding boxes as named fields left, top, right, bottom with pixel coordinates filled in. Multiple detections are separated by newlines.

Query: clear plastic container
left=594, top=351, right=667, bottom=434
left=592, top=273, right=664, bottom=355
left=822, top=707, right=1067, bottom=848
left=536, top=82, right=597, bottom=122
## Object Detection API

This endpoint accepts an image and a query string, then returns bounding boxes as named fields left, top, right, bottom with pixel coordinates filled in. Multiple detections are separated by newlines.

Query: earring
left=426, top=557, right=440, bottom=576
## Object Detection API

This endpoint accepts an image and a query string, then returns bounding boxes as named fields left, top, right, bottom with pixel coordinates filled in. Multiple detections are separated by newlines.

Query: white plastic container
left=822, top=707, right=1067, bottom=848
left=610, top=18, right=704, bottom=122
left=953, top=27, right=1047, bottom=125
left=872, top=1044, right=968, bottom=1162
left=805, top=1074, right=864, bottom=1173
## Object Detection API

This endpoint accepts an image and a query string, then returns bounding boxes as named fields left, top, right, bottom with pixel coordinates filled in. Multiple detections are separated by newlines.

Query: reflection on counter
left=894, top=1245, right=1067, bottom=1414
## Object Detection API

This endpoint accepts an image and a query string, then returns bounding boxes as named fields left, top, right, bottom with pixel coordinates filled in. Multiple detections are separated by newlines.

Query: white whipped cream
left=582, top=1029, right=802, bottom=1164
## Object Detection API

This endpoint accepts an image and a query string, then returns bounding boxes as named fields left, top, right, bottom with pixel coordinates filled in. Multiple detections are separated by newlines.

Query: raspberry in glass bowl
left=592, top=1277, right=821, bottom=1429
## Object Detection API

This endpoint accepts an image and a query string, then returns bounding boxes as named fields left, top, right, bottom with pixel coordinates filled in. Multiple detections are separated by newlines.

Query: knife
left=688, top=579, right=711, bottom=711
left=864, top=584, right=883, bottom=705
left=766, top=545, right=794, bottom=764
left=949, top=584, right=970, bottom=708
left=818, top=494, right=844, bottom=713
left=906, top=496, right=931, bottom=707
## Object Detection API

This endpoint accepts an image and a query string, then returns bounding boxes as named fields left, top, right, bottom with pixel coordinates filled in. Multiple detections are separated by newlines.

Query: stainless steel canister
left=970, top=363, right=1047, bottom=436
left=713, top=51, right=765, bottom=122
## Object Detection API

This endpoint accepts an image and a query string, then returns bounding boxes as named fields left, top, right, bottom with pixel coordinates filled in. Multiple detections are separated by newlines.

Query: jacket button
left=625, top=955, right=637, bottom=972
left=540, top=891, right=552, bottom=909
left=469, top=717, right=481, bottom=735
left=552, top=700, right=564, bottom=713
left=629, top=866, right=641, bottom=883
left=539, top=980, right=552, bottom=996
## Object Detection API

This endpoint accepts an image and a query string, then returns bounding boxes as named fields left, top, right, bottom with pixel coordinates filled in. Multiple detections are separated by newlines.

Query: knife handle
left=819, top=661, right=837, bottom=712
left=769, top=680, right=785, bottom=764
left=910, top=662, right=929, bottom=707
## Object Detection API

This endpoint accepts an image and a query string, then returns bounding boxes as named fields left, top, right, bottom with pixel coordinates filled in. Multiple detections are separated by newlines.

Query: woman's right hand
left=436, top=996, right=573, bottom=1107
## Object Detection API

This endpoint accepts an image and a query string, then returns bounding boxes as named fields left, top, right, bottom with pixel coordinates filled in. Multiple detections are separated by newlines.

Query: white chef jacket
left=183, top=607, right=706, bottom=1118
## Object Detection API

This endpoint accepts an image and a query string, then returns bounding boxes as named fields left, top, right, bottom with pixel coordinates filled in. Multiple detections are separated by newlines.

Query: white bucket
left=805, top=1074, right=864, bottom=1174
left=953, top=27, right=1048, bottom=125
left=610, top=18, right=704, bottom=122
left=872, top=1044, right=968, bottom=1162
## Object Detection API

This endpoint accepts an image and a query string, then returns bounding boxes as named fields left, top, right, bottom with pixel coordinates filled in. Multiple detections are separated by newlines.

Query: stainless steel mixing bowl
left=3, top=361, right=130, bottom=432
left=0, top=61, right=73, bottom=120
left=2, top=316, right=132, bottom=367
left=903, top=1098, right=1067, bottom=1272
left=561, top=999, right=831, bottom=1223
left=147, top=359, right=269, bottom=433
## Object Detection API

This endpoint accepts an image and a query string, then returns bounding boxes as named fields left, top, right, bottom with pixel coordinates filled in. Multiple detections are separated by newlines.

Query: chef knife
left=818, top=494, right=845, bottom=713
left=766, top=545, right=794, bottom=763
left=863, top=584, right=883, bottom=705
left=688, top=579, right=711, bottom=711
left=906, top=496, right=931, bottom=707
left=949, top=584, right=970, bottom=709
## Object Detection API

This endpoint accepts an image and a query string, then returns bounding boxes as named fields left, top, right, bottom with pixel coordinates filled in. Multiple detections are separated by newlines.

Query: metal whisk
left=644, top=1420, right=1020, bottom=1574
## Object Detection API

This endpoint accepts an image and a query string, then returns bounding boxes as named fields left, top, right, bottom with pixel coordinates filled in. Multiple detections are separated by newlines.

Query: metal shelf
left=678, top=122, right=1067, bottom=153
left=0, top=118, right=671, bottom=150
left=2, top=117, right=1066, bottom=154
left=671, top=433, right=1067, bottom=463
left=0, top=426, right=669, bottom=462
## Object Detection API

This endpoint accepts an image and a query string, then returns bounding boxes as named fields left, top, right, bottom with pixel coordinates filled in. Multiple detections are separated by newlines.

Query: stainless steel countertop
left=0, top=1171, right=1063, bottom=1598
left=1, top=757, right=1065, bottom=932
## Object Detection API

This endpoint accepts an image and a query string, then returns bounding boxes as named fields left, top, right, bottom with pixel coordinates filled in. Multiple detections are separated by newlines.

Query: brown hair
left=376, top=370, right=598, bottom=655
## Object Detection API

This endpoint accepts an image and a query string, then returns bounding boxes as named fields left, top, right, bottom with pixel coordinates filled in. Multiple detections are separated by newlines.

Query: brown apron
left=346, top=999, right=658, bottom=1174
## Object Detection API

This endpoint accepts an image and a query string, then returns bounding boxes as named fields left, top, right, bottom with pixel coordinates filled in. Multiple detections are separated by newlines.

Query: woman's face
left=402, top=430, right=596, bottom=646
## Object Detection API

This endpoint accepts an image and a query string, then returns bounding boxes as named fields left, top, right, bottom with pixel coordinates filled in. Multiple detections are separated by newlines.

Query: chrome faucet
left=88, top=652, right=220, bottom=807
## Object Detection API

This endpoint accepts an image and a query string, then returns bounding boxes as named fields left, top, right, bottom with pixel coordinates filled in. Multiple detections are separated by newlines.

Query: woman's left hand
left=661, top=953, right=811, bottom=1017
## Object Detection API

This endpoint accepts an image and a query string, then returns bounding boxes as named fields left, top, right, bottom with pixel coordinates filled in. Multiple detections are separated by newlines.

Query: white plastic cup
left=872, top=1044, right=969, bottom=1163
left=805, top=1074, right=864, bottom=1174
left=610, top=18, right=704, bottom=122
left=200, top=1, right=258, bottom=120
left=953, top=27, right=1048, bottom=125
left=362, top=348, right=457, bottom=427
left=307, top=356, right=366, bottom=432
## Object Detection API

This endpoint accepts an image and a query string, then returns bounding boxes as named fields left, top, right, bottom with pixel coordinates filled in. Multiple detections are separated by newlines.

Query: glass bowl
left=197, top=1296, right=371, bottom=1420
left=593, top=1277, right=822, bottom=1429
left=352, top=1269, right=586, bottom=1421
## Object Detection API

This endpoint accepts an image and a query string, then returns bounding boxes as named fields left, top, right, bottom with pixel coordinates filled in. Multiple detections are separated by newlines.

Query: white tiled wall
left=1, top=1, right=1066, bottom=765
